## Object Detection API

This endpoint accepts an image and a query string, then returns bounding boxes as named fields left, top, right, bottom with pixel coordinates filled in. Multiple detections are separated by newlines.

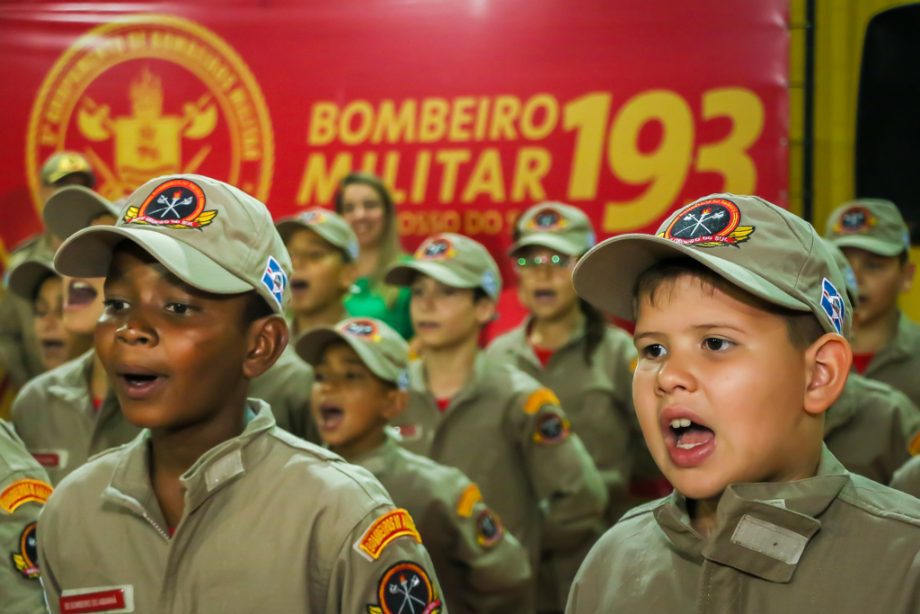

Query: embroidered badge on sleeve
left=0, top=479, right=52, bottom=514
left=11, top=521, right=39, bottom=579
left=354, top=509, right=422, bottom=562
left=367, top=561, right=442, bottom=614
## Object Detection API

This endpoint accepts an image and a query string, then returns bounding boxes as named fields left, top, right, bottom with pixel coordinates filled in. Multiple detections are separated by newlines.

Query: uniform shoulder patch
left=523, top=387, right=560, bottom=415
left=908, top=431, right=920, bottom=457
left=367, top=561, right=442, bottom=614
left=455, top=483, right=482, bottom=518
left=532, top=412, right=571, bottom=446
left=10, top=521, right=39, bottom=579
left=0, top=479, right=52, bottom=514
left=475, top=508, right=505, bottom=548
left=355, top=509, right=422, bottom=561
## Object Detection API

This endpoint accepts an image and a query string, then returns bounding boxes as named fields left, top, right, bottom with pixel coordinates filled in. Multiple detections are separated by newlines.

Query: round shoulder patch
left=11, top=521, right=39, bottom=579
left=475, top=508, right=505, bottom=548
left=532, top=411, right=571, bottom=446
left=367, top=561, right=442, bottom=614
left=908, top=431, right=920, bottom=457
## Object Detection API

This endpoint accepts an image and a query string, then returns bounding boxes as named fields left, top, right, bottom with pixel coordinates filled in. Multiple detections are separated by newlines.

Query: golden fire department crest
left=26, top=14, right=273, bottom=212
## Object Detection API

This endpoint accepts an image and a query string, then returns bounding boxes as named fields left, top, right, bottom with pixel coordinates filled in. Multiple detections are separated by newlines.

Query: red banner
left=0, top=0, right=788, bottom=280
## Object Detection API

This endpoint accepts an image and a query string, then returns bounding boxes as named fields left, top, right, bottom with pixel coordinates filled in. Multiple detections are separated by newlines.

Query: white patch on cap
left=820, top=277, right=845, bottom=334
left=261, top=255, right=287, bottom=308
left=480, top=270, right=498, bottom=297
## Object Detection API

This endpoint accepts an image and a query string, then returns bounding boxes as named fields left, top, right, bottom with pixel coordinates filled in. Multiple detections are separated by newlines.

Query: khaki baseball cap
left=7, top=257, right=57, bottom=302
left=41, top=151, right=95, bottom=187
left=385, top=233, right=502, bottom=299
left=824, top=198, right=910, bottom=257
left=296, top=317, right=408, bottom=386
left=44, top=186, right=121, bottom=239
left=509, top=202, right=595, bottom=256
left=276, top=208, right=359, bottom=261
left=54, top=174, right=292, bottom=315
left=574, top=193, right=851, bottom=336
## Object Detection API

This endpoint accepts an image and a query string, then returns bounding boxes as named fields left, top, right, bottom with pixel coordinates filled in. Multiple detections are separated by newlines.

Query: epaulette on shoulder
left=269, top=427, right=343, bottom=462
left=617, top=496, right=670, bottom=524
left=840, top=473, right=920, bottom=528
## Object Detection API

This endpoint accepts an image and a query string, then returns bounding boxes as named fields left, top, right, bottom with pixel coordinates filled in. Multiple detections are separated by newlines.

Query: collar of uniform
left=46, top=349, right=96, bottom=404
left=823, top=376, right=859, bottom=437
left=654, top=447, right=849, bottom=582
left=349, top=431, right=400, bottom=476
left=509, top=317, right=587, bottom=368
left=178, top=401, right=275, bottom=515
left=410, top=351, right=489, bottom=410
left=102, top=401, right=274, bottom=530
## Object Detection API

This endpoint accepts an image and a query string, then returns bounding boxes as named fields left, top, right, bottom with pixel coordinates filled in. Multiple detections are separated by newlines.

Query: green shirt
left=344, top=277, right=414, bottom=340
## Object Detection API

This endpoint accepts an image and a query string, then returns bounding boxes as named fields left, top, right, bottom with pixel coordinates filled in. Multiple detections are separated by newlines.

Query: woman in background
left=335, top=171, right=413, bottom=339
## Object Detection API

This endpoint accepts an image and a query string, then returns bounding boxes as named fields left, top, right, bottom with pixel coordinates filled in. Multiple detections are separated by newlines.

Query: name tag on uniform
left=60, top=585, right=134, bottom=613
left=32, top=449, right=68, bottom=469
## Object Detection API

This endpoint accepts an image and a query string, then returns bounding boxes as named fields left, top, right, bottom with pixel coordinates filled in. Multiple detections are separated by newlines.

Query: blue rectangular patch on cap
left=820, top=277, right=845, bottom=334
left=261, top=256, right=287, bottom=308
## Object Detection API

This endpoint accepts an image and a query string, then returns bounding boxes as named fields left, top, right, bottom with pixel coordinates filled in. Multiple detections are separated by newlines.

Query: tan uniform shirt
left=0, top=234, right=55, bottom=392
left=353, top=434, right=531, bottom=614
left=38, top=402, right=446, bottom=614
left=825, top=373, right=920, bottom=484
left=861, top=313, right=920, bottom=407
left=249, top=346, right=318, bottom=443
left=567, top=448, right=920, bottom=614
left=892, top=455, right=920, bottom=497
left=395, top=352, right=607, bottom=611
left=0, top=420, right=52, bottom=613
left=486, top=319, right=637, bottom=525
left=486, top=321, right=636, bottom=611
left=11, top=350, right=139, bottom=485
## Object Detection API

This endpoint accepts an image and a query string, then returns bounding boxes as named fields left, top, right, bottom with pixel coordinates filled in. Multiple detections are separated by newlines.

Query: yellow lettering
left=489, top=96, right=521, bottom=140
left=308, top=102, right=338, bottom=146
left=461, top=148, right=505, bottom=202
left=448, top=97, right=475, bottom=141
left=435, top=149, right=471, bottom=202
left=520, top=94, right=558, bottom=140
left=419, top=98, right=449, bottom=142
left=371, top=99, right=417, bottom=144
left=511, top=147, right=551, bottom=201
left=340, top=100, right=374, bottom=146
left=296, top=153, right=353, bottom=205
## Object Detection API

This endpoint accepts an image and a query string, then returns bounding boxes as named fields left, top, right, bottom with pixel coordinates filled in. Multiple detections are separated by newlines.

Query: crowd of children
left=0, top=156, right=918, bottom=612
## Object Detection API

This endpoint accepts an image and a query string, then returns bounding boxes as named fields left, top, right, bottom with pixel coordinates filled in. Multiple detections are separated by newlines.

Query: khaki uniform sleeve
left=514, top=387, right=607, bottom=551
left=891, top=456, right=920, bottom=497
left=1, top=426, right=52, bottom=613
left=0, top=291, right=37, bottom=392
left=445, top=479, right=531, bottom=601
left=325, top=505, right=448, bottom=614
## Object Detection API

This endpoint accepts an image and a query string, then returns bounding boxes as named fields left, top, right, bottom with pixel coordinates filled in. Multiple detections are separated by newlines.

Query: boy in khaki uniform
left=11, top=187, right=138, bottom=483
left=7, top=255, right=71, bottom=372
left=39, top=174, right=443, bottom=613
left=277, top=207, right=359, bottom=335
left=0, top=152, right=95, bottom=391
left=825, top=198, right=920, bottom=405
left=298, top=316, right=531, bottom=613
left=566, top=193, right=920, bottom=613
left=486, top=203, right=637, bottom=611
left=822, top=240, right=920, bottom=483
left=0, top=419, right=52, bottom=613
left=386, top=233, right=606, bottom=613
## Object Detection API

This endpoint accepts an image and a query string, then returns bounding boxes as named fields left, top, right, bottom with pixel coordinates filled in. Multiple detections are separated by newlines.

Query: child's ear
left=900, top=260, right=915, bottom=294
left=803, top=333, right=852, bottom=416
left=340, top=260, right=359, bottom=292
left=242, top=316, right=288, bottom=379
left=474, top=296, right=497, bottom=325
left=381, top=388, right=407, bottom=420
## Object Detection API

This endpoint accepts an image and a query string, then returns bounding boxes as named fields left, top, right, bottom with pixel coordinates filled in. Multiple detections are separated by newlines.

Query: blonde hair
left=335, top=171, right=406, bottom=306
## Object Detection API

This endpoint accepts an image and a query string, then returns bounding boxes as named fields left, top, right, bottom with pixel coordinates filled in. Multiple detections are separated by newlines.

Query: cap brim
left=44, top=186, right=121, bottom=240
left=7, top=261, right=57, bottom=301
left=385, top=261, right=476, bottom=289
left=508, top=234, right=583, bottom=257
left=828, top=235, right=905, bottom=258
left=295, top=327, right=396, bottom=382
left=573, top=234, right=811, bottom=321
left=54, top=226, right=252, bottom=295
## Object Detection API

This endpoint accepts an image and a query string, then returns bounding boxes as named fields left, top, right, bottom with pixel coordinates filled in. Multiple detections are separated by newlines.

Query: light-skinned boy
left=277, top=207, right=358, bottom=335
left=825, top=198, right=920, bottom=405
left=386, top=233, right=606, bottom=613
left=821, top=240, right=920, bottom=483
left=567, top=194, right=920, bottom=613
left=38, top=174, right=442, bottom=613
left=7, top=256, right=71, bottom=372
left=486, top=202, right=638, bottom=610
left=12, top=187, right=139, bottom=484
left=298, top=316, right=531, bottom=613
